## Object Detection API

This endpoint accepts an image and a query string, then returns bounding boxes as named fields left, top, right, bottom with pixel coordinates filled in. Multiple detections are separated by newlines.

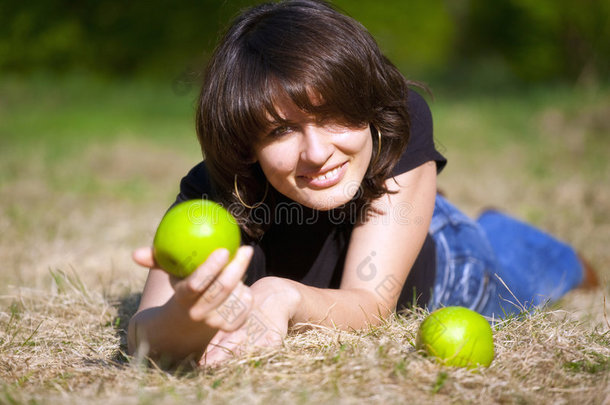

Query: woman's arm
left=201, top=161, right=436, bottom=365
left=201, top=161, right=437, bottom=365
left=127, top=246, right=254, bottom=364
left=287, top=160, right=438, bottom=329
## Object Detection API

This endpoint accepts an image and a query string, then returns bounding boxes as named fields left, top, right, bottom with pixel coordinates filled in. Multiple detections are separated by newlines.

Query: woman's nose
left=300, top=127, right=333, bottom=165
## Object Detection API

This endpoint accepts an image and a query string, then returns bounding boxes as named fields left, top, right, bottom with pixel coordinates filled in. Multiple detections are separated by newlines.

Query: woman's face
left=253, top=99, right=373, bottom=210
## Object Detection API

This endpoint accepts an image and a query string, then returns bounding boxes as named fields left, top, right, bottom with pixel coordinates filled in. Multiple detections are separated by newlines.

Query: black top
left=173, top=90, right=447, bottom=309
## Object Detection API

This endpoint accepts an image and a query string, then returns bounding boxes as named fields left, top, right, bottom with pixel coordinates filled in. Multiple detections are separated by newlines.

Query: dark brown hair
left=196, top=0, right=415, bottom=240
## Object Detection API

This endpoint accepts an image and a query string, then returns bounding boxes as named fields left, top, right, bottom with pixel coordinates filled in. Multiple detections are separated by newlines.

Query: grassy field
left=0, top=75, right=609, bottom=404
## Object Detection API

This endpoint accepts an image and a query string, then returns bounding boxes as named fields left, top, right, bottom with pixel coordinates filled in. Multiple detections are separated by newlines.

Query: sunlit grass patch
left=1, top=276, right=609, bottom=404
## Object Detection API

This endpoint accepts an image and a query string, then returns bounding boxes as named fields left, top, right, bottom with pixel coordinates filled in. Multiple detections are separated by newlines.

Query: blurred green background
left=2, top=0, right=609, bottom=84
left=2, top=0, right=610, bottom=84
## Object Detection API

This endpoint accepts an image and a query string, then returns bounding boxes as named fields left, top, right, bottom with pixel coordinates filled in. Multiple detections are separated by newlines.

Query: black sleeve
left=172, top=160, right=216, bottom=208
left=391, top=89, right=447, bottom=177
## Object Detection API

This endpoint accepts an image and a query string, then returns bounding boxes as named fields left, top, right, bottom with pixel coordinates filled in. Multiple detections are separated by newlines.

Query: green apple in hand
left=152, top=199, right=241, bottom=278
left=416, top=306, right=494, bottom=368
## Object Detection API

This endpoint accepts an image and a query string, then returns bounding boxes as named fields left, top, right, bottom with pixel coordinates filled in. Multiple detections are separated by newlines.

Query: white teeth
left=308, top=165, right=341, bottom=181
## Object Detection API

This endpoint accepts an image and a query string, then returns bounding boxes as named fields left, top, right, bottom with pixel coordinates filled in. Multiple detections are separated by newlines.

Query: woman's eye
left=269, top=126, right=293, bottom=138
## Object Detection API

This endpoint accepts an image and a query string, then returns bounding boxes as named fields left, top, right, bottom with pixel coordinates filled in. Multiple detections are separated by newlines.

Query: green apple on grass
left=153, top=200, right=241, bottom=278
left=416, top=306, right=494, bottom=368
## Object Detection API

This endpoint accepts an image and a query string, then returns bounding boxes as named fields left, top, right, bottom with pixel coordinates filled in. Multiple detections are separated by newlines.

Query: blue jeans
left=428, top=195, right=584, bottom=320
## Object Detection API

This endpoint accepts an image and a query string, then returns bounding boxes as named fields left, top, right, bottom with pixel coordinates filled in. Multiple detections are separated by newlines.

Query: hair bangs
left=231, top=2, right=377, bottom=132
left=230, top=64, right=364, bottom=142
left=257, top=61, right=375, bottom=131
left=224, top=56, right=279, bottom=143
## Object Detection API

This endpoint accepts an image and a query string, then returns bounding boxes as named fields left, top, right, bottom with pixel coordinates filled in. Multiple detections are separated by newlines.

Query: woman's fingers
left=174, top=248, right=231, bottom=302
left=173, top=246, right=254, bottom=322
left=201, top=333, right=242, bottom=367
left=132, top=246, right=156, bottom=268
left=212, top=245, right=254, bottom=292
left=204, top=282, right=253, bottom=331
left=192, top=246, right=255, bottom=328
left=187, top=245, right=253, bottom=299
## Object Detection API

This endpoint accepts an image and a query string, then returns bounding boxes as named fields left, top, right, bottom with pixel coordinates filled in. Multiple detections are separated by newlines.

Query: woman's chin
left=275, top=177, right=363, bottom=211
left=299, top=192, right=356, bottom=211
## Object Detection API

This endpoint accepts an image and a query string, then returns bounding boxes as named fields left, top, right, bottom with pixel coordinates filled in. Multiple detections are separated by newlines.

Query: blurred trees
left=1, top=0, right=608, bottom=84
left=0, top=0, right=253, bottom=76
left=453, top=0, right=610, bottom=83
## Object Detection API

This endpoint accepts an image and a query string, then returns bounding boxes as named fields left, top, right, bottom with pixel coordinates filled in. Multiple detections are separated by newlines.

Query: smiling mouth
left=297, top=162, right=348, bottom=188
left=302, top=163, right=344, bottom=181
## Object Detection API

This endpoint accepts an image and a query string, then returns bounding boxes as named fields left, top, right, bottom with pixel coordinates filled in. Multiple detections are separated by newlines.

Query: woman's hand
left=200, top=276, right=300, bottom=367
left=132, top=246, right=159, bottom=268
left=134, top=245, right=254, bottom=331
left=128, top=245, right=255, bottom=360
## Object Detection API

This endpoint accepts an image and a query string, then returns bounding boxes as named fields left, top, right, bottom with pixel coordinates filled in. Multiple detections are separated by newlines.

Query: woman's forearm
left=283, top=279, right=393, bottom=330
left=127, top=299, right=218, bottom=364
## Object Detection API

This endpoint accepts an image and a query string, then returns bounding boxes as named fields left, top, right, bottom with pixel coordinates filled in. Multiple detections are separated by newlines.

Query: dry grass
left=1, top=281, right=609, bottom=404
left=1, top=85, right=609, bottom=404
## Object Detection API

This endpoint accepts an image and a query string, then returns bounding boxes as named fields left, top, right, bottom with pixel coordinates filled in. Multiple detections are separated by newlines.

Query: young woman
left=127, top=0, right=596, bottom=366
